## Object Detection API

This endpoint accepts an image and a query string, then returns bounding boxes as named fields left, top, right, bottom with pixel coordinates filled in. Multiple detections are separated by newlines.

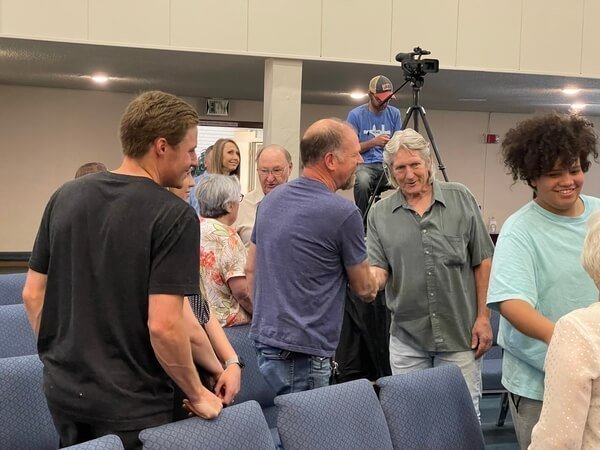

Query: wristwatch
left=224, top=356, right=245, bottom=370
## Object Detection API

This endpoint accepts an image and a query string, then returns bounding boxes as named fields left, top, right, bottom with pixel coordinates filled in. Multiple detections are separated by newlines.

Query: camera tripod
left=362, top=75, right=449, bottom=223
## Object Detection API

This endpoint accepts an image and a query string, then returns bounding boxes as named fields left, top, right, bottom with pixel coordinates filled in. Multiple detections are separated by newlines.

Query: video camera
left=395, top=47, right=439, bottom=80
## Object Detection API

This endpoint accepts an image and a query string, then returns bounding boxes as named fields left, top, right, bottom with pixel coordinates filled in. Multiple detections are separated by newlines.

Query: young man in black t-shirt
left=23, top=91, right=224, bottom=449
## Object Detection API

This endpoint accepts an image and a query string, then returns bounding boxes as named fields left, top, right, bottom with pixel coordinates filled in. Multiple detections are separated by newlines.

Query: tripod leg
left=362, top=168, right=387, bottom=223
left=403, top=107, right=416, bottom=131
left=414, top=107, right=449, bottom=182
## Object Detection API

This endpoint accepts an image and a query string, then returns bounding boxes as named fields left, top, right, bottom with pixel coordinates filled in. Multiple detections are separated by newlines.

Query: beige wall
left=1, top=84, right=599, bottom=252
left=2, top=0, right=600, bottom=77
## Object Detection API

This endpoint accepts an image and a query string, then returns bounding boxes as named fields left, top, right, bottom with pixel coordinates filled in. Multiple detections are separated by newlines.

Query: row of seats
left=1, top=352, right=485, bottom=449
left=143, top=364, right=487, bottom=449
left=0, top=271, right=498, bottom=448
left=0, top=272, right=512, bottom=429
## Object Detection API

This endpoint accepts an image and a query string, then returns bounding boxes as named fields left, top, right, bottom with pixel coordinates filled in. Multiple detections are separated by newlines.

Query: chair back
left=376, top=365, right=485, bottom=450
left=275, top=379, right=393, bottom=450
left=223, top=325, right=276, bottom=408
left=63, top=434, right=124, bottom=449
left=0, top=303, right=37, bottom=357
left=0, top=354, right=59, bottom=449
left=483, top=310, right=504, bottom=392
left=0, top=272, right=26, bottom=305
left=139, top=400, right=274, bottom=449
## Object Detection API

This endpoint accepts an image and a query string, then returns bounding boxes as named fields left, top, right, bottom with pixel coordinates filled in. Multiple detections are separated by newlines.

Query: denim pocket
left=256, top=344, right=291, bottom=361
left=309, top=356, right=331, bottom=390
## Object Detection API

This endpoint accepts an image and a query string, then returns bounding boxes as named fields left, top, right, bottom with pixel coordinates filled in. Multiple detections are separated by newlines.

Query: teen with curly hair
left=487, top=112, right=600, bottom=449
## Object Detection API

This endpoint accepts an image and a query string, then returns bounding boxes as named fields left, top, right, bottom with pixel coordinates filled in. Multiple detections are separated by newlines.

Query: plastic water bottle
left=488, top=216, right=497, bottom=234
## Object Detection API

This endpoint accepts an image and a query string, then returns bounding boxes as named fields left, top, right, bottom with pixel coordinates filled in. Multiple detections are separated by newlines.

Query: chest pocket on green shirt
left=440, top=234, right=467, bottom=266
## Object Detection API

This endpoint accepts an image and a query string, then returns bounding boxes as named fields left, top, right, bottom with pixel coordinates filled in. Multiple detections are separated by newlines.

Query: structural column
left=263, top=58, right=302, bottom=179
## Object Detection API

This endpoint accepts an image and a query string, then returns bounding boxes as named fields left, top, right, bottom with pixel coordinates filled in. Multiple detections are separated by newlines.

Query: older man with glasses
left=234, top=144, right=293, bottom=246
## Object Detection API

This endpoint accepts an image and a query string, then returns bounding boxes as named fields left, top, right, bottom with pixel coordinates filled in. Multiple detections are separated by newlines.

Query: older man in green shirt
left=367, top=129, right=494, bottom=418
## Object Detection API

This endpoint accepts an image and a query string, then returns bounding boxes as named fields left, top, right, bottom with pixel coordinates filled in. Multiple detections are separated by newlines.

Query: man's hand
left=183, top=390, right=223, bottom=419
left=370, top=266, right=389, bottom=292
left=372, top=134, right=390, bottom=148
left=214, top=364, right=242, bottom=405
left=471, top=316, right=493, bottom=359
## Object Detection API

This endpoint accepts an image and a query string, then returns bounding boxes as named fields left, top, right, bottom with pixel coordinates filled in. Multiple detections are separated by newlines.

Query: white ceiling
left=2, top=37, right=600, bottom=115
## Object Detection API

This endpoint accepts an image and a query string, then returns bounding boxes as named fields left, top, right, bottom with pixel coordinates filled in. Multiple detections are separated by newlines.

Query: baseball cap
left=369, top=75, right=395, bottom=101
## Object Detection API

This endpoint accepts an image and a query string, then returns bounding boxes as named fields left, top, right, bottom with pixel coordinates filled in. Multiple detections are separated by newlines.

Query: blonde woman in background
left=209, top=139, right=241, bottom=178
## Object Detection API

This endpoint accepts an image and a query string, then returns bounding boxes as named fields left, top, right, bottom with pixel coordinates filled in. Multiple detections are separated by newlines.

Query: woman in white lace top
left=530, top=211, right=600, bottom=449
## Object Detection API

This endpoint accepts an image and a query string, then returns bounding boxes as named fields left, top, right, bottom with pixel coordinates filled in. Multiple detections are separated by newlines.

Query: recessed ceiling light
left=562, top=88, right=579, bottom=95
left=350, top=91, right=367, bottom=100
left=91, top=74, right=110, bottom=84
left=570, top=103, right=586, bottom=110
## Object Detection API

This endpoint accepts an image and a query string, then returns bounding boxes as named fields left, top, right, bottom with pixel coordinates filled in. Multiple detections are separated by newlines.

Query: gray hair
left=582, top=211, right=600, bottom=288
left=383, top=128, right=436, bottom=188
left=196, top=174, right=241, bottom=218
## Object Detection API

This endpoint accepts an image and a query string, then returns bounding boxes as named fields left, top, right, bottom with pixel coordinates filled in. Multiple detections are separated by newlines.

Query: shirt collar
left=391, top=180, right=446, bottom=212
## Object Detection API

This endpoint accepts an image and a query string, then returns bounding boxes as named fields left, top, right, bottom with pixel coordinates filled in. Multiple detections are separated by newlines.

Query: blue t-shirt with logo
left=250, top=177, right=367, bottom=357
left=346, top=104, right=402, bottom=164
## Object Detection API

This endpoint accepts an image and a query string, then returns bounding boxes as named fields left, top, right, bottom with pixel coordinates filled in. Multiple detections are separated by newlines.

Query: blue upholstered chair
left=63, top=434, right=124, bottom=449
left=482, top=309, right=510, bottom=426
left=139, top=400, right=274, bottom=450
left=0, top=272, right=26, bottom=305
left=275, top=379, right=393, bottom=450
left=376, top=365, right=485, bottom=450
left=0, top=303, right=37, bottom=357
left=0, top=354, right=59, bottom=449
left=223, top=325, right=278, bottom=427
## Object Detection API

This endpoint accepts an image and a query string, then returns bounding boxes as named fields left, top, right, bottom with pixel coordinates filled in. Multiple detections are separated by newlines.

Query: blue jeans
left=254, top=342, right=331, bottom=396
left=354, top=162, right=386, bottom=218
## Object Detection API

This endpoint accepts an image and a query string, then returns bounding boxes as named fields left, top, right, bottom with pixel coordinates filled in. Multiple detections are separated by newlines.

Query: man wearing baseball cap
left=346, top=75, right=402, bottom=218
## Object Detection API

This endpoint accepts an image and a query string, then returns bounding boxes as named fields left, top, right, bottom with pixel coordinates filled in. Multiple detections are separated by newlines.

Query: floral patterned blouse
left=200, top=217, right=250, bottom=327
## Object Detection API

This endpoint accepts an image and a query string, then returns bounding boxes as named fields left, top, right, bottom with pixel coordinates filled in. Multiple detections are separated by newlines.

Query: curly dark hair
left=502, top=112, right=598, bottom=188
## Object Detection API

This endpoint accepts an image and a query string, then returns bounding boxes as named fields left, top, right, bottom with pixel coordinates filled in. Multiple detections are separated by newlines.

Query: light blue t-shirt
left=249, top=177, right=367, bottom=357
left=487, top=195, right=600, bottom=400
left=346, top=104, right=402, bottom=164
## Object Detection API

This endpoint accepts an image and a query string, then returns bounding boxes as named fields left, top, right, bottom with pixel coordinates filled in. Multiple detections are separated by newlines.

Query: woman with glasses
left=197, top=174, right=251, bottom=327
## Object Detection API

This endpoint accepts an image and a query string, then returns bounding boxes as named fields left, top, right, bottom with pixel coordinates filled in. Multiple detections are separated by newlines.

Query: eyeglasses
left=239, top=193, right=245, bottom=202
left=258, top=167, right=285, bottom=177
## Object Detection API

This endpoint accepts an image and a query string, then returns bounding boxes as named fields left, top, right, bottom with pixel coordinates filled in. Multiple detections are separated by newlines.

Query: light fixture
left=562, top=88, right=580, bottom=95
left=350, top=91, right=367, bottom=100
left=457, top=98, right=487, bottom=102
left=91, top=73, right=110, bottom=84
left=570, top=103, right=586, bottom=111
